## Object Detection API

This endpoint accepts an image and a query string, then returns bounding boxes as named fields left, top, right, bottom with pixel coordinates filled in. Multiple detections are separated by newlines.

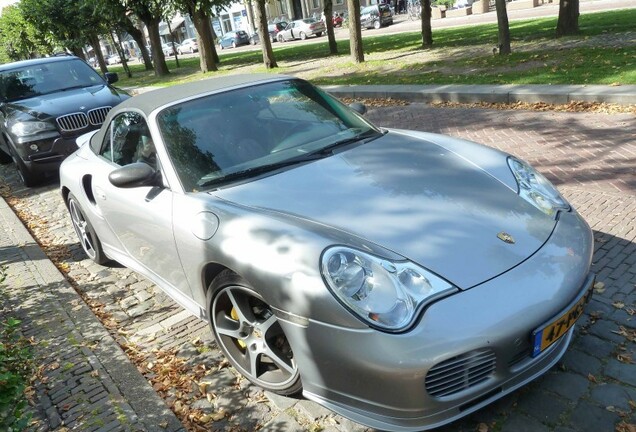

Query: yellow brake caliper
left=231, top=308, right=247, bottom=349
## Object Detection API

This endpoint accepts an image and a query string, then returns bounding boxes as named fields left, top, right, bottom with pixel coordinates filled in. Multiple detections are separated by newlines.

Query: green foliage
left=433, top=0, right=455, bottom=8
left=0, top=5, right=53, bottom=62
left=0, top=318, right=34, bottom=431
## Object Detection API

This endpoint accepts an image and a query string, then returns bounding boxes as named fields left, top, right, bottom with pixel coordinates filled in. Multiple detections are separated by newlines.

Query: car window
left=156, top=79, right=380, bottom=192
left=100, top=111, right=156, bottom=169
left=0, top=58, right=104, bottom=102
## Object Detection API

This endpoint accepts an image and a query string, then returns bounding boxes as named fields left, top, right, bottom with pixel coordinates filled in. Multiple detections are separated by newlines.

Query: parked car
left=105, top=54, right=121, bottom=65
left=0, top=56, right=129, bottom=186
left=59, top=74, right=593, bottom=432
left=360, top=4, right=393, bottom=29
left=162, top=42, right=179, bottom=57
left=250, top=22, right=288, bottom=44
left=277, top=18, right=326, bottom=41
left=178, top=38, right=198, bottom=54
left=219, top=30, right=250, bottom=49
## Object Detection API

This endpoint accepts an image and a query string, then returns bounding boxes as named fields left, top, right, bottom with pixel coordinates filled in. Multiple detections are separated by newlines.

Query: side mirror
left=109, top=163, right=159, bottom=188
left=349, top=102, right=367, bottom=115
left=104, top=72, right=119, bottom=85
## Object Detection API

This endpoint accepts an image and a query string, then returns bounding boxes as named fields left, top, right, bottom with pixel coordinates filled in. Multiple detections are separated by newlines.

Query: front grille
left=425, top=349, right=496, bottom=398
left=56, top=112, right=88, bottom=132
left=87, top=106, right=111, bottom=125
left=56, top=106, right=111, bottom=132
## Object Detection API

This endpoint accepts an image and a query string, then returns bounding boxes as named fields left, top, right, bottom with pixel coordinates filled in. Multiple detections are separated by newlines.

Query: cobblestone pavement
left=0, top=103, right=634, bottom=432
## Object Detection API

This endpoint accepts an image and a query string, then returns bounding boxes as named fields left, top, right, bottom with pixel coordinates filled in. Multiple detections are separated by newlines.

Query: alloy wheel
left=211, top=285, right=299, bottom=392
left=69, top=198, right=97, bottom=260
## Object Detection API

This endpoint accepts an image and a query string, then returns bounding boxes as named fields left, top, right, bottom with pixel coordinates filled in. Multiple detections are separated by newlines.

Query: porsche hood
left=215, top=133, right=558, bottom=289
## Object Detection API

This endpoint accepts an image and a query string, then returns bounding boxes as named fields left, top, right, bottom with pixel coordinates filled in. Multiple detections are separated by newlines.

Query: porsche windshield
left=0, top=58, right=106, bottom=102
left=157, top=79, right=382, bottom=192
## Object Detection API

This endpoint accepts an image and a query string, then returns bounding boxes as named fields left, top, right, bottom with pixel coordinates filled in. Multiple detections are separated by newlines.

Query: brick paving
left=0, top=103, right=634, bottom=431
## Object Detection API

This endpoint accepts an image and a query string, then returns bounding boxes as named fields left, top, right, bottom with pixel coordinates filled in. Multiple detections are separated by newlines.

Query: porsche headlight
left=322, top=247, right=456, bottom=331
left=10, top=121, right=57, bottom=137
left=508, top=157, right=570, bottom=217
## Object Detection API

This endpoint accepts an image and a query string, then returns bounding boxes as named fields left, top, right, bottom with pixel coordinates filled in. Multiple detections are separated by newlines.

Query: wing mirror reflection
left=349, top=102, right=367, bottom=115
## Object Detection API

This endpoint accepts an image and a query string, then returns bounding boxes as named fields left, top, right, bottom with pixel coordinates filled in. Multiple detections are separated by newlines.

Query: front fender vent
left=425, top=349, right=496, bottom=398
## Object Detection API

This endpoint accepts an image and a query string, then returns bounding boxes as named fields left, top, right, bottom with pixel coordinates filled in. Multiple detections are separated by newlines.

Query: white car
left=178, top=38, right=198, bottom=54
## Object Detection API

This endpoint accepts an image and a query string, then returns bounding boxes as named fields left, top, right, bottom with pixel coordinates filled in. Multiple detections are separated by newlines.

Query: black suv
left=0, top=56, right=129, bottom=186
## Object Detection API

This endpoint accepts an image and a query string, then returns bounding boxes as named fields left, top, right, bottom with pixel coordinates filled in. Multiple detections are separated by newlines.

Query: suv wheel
left=0, top=148, right=11, bottom=165
left=374, top=20, right=381, bottom=29
left=10, top=149, right=40, bottom=187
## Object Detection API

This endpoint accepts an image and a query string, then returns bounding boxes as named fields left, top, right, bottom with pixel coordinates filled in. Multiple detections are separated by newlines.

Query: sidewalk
left=323, top=84, right=636, bottom=105
left=0, top=197, right=184, bottom=432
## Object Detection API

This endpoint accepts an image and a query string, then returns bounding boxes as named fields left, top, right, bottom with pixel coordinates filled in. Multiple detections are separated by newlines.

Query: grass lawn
left=112, top=8, right=636, bottom=89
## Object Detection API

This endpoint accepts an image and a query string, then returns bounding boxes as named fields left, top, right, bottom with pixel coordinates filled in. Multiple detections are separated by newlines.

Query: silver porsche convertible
left=60, top=74, right=594, bottom=431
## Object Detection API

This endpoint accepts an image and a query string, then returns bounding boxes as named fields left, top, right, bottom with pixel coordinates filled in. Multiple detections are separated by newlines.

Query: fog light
left=30, top=144, right=39, bottom=151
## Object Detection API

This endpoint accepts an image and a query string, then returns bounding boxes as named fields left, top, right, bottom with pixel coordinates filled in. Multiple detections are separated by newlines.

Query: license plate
left=531, top=283, right=593, bottom=357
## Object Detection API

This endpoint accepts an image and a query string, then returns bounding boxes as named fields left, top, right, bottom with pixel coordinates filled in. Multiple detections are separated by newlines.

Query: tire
left=278, top=35, right=284, bottom=42
left=0, top=148, right=11, bottom=165
left=207, top=271, right=302, bottom=396
left=9, top=147, right=40, bottom=187
left=220, top=44, right=224, bottom=50
left=299, top=31, right=307, bottom=40
left=68, top=193, right=109, bottom=265
left=374, top=20, right=381, bottom=29
left=232, top=41, right=237, bottom=48
left=316, top=32, right=323, bottom=37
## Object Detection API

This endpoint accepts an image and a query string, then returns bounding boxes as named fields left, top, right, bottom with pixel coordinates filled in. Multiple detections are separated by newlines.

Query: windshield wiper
left=198, top=152, right=327, bottom=189
left=315, top=129, right=382, bottom=155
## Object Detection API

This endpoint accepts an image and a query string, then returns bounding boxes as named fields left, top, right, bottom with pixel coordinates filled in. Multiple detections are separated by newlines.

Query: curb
left=322, top=84, right=636, bottom=105
left=0, top=195, right=185, bottom=432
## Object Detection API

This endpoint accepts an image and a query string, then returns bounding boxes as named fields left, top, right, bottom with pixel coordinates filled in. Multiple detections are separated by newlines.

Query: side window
left=99, top=112, right=156, bottom=168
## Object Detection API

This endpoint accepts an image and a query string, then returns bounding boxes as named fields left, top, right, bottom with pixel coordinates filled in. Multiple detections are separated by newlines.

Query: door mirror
left=109, top=162, right=159, bottom=188
left=349, top=102, right=367, bottom=115
left=104, top=72, right=119, bottom=85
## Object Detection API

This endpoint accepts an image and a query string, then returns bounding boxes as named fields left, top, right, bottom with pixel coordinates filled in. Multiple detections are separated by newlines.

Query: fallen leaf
left=211, top=410, right=227, bottom=421
left=588, top=373, right=598, bottom=383
left=593, top=281, right=606, bottom=293
left=613, top=301, right=626, bottom=309
left=477, top=423, right=489, bottom=432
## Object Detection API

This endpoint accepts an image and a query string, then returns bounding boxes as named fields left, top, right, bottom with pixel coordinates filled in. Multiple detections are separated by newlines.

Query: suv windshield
left=157, top=79, right=382, bottom=192
left=0, top=58, right=105, bottom=102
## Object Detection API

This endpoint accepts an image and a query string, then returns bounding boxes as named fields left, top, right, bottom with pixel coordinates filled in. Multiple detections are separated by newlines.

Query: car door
left=91, top=110, right=192, bottom=298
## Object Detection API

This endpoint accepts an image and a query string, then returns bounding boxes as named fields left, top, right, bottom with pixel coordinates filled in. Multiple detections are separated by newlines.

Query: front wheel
left=68, top=193, right=109, bottom=265
left=232, top=41, right=237, bottom=48
left=9, top=148, right=40, bottom=187
left=316, top=32, right=323, bottom=37
left=207, top=271, right=302, bottom=395
left=374, top=20, right=381, bottom=29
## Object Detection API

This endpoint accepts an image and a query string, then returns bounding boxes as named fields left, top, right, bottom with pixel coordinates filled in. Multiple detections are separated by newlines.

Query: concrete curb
left=0, top=195, right=185, bottom=432
left=322, top=84, right=636, bottom=105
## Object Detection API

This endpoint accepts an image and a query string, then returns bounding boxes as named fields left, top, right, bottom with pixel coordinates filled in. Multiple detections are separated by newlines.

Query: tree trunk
left=324, top=0, right=338, bottom=55
left=494, top=0, right=511, bottom=55
left=556, top=0, right=579, bottom=37
left=90, top=33, right=108, bottom=74
left=192, top=7, right=218, bottom=72
left=420, top=0, right=432, bottom=48
left=255, top=0, right=277, bottom=69
left=146, top=18, right=170, bottom=76
left=124, top=18, right=152, bottom=70
left=111, top=31, right=132, bottom=78
left=347, top=0, right=364, bottom=62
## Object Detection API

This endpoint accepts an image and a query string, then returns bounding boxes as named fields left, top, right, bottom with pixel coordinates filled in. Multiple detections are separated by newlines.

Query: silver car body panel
left=59, top=75, right=594, bottom=432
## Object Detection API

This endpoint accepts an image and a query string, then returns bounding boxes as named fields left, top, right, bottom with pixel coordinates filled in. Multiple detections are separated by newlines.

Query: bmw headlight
left=10, top=121, right=57, bottom=137
left=508, top=157, right=570, bottom=217
left=321, top=247, right=456, bottom=331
